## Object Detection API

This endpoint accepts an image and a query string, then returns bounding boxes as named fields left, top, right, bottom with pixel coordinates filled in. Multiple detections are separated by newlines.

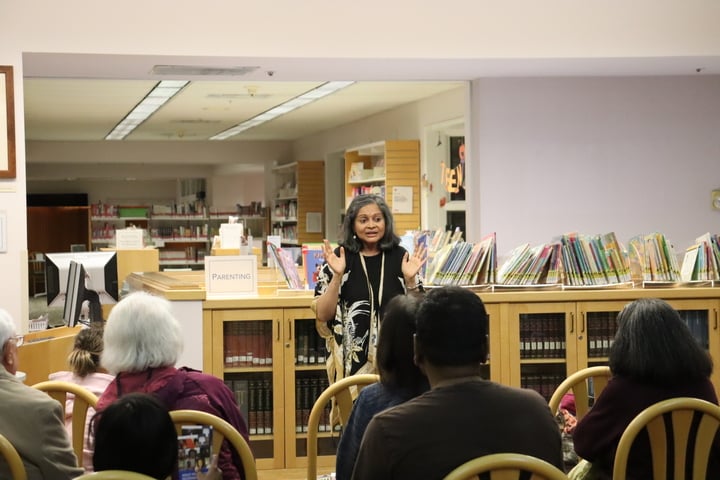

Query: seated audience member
left=49, top=324, right=114, bottom=471
left=335, top=293, right=430, bottom=480
left=351, top=287, right=563, bottom=479
left=96, top=291, right=249, bottom=480
left=92, top=392, right=221, bottom=480
left=0, top=308, right=84, bottom=479
left=572, top=298, right=720, bottom=479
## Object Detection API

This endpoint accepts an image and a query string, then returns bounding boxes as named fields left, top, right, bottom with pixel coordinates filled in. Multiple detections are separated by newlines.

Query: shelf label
left=205, top=255, right=257, bottom=299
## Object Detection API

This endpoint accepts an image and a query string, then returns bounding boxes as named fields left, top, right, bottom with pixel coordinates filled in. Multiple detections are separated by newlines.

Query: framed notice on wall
left=0, top=66, right=15, bottom=179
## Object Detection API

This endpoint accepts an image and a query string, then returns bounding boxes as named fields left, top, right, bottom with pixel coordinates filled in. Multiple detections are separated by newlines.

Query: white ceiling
left=22, top=52, right=720, bottom=145
left=23, top=78, right=464, bottom=142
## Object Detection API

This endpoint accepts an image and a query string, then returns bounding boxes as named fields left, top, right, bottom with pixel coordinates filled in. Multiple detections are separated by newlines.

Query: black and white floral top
left=314, top=246, right=409, bottom=378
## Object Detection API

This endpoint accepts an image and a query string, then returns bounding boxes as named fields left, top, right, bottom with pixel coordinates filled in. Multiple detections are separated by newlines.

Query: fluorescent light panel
left=210, top=81, right=354, bottom=140
left=105, top=80, right=189, bottom=140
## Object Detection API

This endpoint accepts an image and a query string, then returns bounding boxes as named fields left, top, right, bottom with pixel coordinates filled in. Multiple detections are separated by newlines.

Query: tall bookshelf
left=270, top=161, right=325, bottom=246
left=344, top=140, right=420, bottom=235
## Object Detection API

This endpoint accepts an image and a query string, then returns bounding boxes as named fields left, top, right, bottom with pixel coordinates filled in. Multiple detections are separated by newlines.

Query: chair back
left=31, top=380, right=99, bottom=468
left=443, top=453, right=568, bottom=480
left=612, top=397, right=720, bottom=480
left=0, top=433, right=27, bottom=480
left=548, top=366, right=611, bottom=420
left=306, top=373, right=380, bottom=480
left=169, top=409, right=257, bottom=480
left=75, top=470, right=156, bottom=479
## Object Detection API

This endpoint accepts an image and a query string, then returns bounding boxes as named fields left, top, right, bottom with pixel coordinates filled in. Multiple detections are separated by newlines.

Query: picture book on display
left=302, top=243, right=325, bottom=290
left=268, top=243, right=303, bottom=289
left=177, top=424, right=213, bottom=480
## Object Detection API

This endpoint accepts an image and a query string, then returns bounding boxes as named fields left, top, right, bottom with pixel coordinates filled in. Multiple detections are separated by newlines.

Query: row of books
left=426, top=233, right=497, bottom=286
left=585, top=312, right=618, bottom=358
left=223, top=321, right=274, bottom=368
left=628, top=233, right=681, bottom=282
left=519, top=315, right=567, bottom=359
left=294, top=321, right=329, bottom=365
left=295, top=374, right=334, bottom=433
left=520, top=372, right=567, bottom=402
left=225, top=376, right=273, bottom=436
left=498, top=232, right=632, bottom=287
left=680, top=233, right=720, bottom=282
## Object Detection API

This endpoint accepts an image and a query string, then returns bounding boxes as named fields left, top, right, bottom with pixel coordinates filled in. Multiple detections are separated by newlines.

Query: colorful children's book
left=301, top=243, right=325, bottom=290
left=178, top=424, right=213, bottom=480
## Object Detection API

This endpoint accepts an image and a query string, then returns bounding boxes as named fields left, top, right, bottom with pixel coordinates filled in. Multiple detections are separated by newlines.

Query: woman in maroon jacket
left=573, top=298, right=719, bottom=480
left=96, top=291, right=249, bottom=480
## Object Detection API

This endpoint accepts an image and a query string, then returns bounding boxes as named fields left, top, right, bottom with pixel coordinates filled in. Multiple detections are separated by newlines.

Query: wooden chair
left=31, top=380, right=99, bottom=468
left=75, top=471, right=155, bottom=480
left=0, top=433, right=27, bottom=480
left=169, top=409, right=257, bottom=480
left=306, top=373, right=380, bottom=480
left=612, top=397, right=720, bottom=479
left=548, top=366, right=611, bottom=420
left=443, top=453, right=569, bottom=480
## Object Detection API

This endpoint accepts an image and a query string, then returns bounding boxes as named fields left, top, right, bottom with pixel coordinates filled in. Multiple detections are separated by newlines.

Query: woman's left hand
left=402, top=242, right=427, bottom=283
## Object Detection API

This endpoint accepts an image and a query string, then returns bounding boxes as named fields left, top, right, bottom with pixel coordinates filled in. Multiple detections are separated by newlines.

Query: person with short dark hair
left=335, top=293, right=430, bottom=480
left=351, top=286, right=563, bottom=479
left=96, top=291, right=248, bottom=480
left=573, top=298, right=720, bottom=479
left=91, top=392, right=179, bottom=479
left=314, top=194, right=426, bottom=384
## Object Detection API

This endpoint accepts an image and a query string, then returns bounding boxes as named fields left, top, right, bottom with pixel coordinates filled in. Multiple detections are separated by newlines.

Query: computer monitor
left=45, top=251, right=119, bottom=318
left=63, top=260, right=103, bottom=326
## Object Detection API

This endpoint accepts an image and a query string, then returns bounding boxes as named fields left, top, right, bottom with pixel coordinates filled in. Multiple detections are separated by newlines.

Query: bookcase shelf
left=344, top=140, right=420, bottom=235
left=91, top=204, right=268, bottom=270
left=271, top=161, right=324, bottom=245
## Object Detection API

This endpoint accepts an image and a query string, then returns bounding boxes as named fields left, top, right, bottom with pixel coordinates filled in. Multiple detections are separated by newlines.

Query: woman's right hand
left=323, top=239, right=346, bottom=276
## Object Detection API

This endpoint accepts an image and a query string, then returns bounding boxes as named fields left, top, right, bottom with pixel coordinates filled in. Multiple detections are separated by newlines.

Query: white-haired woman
left=95, top=291, right=248, bottom=480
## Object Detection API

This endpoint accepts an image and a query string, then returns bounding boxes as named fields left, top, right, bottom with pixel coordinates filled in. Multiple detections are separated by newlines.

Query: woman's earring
left=353, top=233, right=357, bottom=239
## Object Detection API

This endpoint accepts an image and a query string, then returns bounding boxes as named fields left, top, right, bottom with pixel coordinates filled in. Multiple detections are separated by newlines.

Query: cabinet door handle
left=288, top=320, right=293, bottom=341
left=715, top=309, right=718, bottom=330
left=580, top=312, right=586, bottom=333
left=569, top=312, right=575, bottom=333
left=277, top=320, right=280, bottom=341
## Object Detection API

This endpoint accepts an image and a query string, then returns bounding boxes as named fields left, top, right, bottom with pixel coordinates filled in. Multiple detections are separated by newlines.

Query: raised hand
left=323, top=239, right=346, bottom=276
left=402, top=241, right=427, bottom=281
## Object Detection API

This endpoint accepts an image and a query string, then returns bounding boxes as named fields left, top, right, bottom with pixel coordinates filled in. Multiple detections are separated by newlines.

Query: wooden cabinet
left=205, top=300, right=335, bottom=470
left=484, top=290, right=720, bottom=401
left=344, top=140, right=420, bottom=234
left=271, top=161, right=325, bottom=246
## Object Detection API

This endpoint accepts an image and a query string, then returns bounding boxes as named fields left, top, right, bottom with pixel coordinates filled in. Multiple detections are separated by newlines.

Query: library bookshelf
left=344, top=140, right=420, bottom=234
left=270, top=161, right=325, bottom=246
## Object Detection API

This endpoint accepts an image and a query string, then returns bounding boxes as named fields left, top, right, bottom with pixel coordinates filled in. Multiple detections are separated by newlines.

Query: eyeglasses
left=11, top=335, right=23, bottom=347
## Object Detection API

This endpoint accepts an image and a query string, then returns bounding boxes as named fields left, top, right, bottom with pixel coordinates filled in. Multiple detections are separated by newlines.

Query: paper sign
left=219, top=223, right=243, bottom=249
left=204, top=255, right=257, bottom=299
left=392, top=186, right=413, bottom=214
left=115, top=228, right=144, bottom=249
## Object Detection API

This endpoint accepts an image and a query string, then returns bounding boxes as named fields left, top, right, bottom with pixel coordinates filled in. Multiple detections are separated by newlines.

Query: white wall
left=209, top=172, right=266, bottom=211
left=471, top=76, right=720, bottom=255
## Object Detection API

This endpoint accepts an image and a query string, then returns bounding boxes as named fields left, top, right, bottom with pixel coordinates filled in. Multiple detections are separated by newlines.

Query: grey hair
left=101, top=291, right=183, bottom=375
left=0, top=308, right=15, bottom=348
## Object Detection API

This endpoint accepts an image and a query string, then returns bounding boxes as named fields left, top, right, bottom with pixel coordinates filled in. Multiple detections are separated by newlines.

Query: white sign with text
left=204, top=255, right=257, bottom=299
